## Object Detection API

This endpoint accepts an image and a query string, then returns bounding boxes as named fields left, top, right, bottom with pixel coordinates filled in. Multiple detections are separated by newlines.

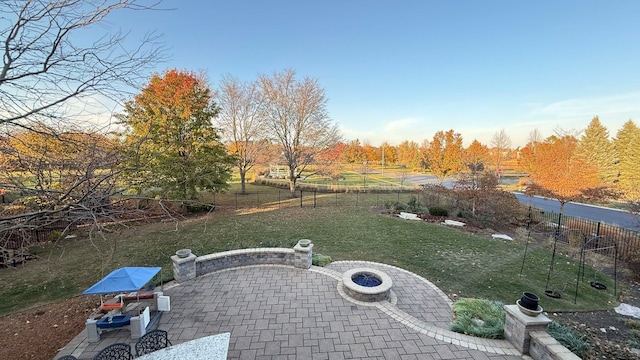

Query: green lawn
left=0, top=207, right=619, bottom=316
left=200, top=182, right=419, bottom=208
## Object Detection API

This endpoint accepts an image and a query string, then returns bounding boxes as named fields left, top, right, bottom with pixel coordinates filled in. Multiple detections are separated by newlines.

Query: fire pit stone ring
left=342, top=268, right=392, bottom=302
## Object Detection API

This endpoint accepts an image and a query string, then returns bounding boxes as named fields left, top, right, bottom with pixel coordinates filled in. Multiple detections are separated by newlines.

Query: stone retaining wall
left=504, top=305, right=580, bottom=360
left=172, top=240, right=313, bottom=283
left=196, top=248, right=295, bottom=276
left=529, top=332, right=581, bottom=360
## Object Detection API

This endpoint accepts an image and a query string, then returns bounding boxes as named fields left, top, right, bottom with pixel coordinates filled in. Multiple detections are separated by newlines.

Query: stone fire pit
left=342, top=268, right=392, bottom=302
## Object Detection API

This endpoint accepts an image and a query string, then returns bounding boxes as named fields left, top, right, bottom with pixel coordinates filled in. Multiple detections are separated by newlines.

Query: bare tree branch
left=216, top=75, right=268, bottom=193
left=258, top=69, right=341, bottom=196
left=0, top=0, right=166, bottom=130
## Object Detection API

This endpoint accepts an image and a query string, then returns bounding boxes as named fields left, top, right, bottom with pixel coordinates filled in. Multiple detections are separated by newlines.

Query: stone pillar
left=504, top=304, right=552, bottom=354
left=129, top=316, right=145, bottom=339
left=293, top=239, right=313, bottom=269
left=85, top=319, right=100, bottom=343
left=171, top=252, right=197, bottom=283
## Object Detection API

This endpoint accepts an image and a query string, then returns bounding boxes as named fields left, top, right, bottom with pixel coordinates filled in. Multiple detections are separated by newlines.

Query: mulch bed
left=0, top=296, right=98, bottom=360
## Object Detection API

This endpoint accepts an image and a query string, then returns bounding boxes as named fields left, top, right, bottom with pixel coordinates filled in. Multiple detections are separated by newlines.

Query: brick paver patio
left=57, top=261, right=524, bottom=359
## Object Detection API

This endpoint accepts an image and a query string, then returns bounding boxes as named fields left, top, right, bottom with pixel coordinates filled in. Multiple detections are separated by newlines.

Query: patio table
left=135, top=332, right=230, bottom=360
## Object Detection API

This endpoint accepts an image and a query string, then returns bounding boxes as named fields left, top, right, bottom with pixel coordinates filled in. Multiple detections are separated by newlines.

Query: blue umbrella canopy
left=83, top=267, right=161, bottom=295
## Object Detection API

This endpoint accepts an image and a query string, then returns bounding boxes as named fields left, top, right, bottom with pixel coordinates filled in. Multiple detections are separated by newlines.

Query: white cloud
left=382, top=118, right=421, bottom=133
left=537, top=92, right=640, bottom=118
left=530, top=92, right=640, bottom=137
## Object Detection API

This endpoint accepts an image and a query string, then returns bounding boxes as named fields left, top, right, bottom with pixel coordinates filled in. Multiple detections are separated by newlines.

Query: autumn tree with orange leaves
left=463, top=139, right=490, bottom=175
left=396, top=140, right=421, bottom=170
left=2, top=126, right=121, bottom=211
left=0, top=125, right=126, bottom=250
left=361, top=142, right=377, bottom=163
left=315, top=142, right=347, bottom=181
left=422, top=129, right=464, bottom=184
left=517, top=134, right=602, bottom=213
left=119, top=69, right=234, bottom=199
left=344, top=139, right=365, bottom=163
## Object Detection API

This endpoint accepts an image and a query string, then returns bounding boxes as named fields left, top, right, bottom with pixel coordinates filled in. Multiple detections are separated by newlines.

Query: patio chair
left=135, top=329, right=172, bottom=356
left=92, top=342, right=133, bottom=360
left=57, top=356, right=78, bottom=360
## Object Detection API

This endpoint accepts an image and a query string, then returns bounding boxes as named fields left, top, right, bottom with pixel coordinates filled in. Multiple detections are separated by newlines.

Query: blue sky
left=106, top=1, right=640, bottom=146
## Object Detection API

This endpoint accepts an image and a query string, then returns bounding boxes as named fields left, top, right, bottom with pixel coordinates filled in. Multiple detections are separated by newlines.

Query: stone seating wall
left=171, top=241, right=313, bottom=283
left=195, top=248, right=295, bottom=276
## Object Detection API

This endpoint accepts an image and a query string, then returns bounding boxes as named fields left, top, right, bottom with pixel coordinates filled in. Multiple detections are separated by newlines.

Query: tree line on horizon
left=318, top=117, right=640, bottom=209
left=3, top=70, right=639, bottom=226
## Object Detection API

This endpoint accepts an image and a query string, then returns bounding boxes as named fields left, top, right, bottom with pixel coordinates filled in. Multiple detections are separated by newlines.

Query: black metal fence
left=210, top=189, right=420, bottom=209
left=527, top=207, right=640, bottom=260
left=1, top=220, right=74, bottom=250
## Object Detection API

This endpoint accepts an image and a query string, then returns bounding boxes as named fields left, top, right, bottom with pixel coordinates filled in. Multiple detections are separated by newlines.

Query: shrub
left=420, top=184, right=455, bottom=209
left=312, top=253, right=332, bottom=267
left=450, top=298, right=505, bottom=339
left=48, top=230, right=64, bottom=242
left=407, top=196, right=419, bottom=211
left=182, top=202, right=215, bottom=213
left=623, top=249, right=640, bottom=281
left=547, top=321, right=590, bottom=358
left=384, top=201, right=408, bottom=211
left=429, top=206, right=448, bottom=217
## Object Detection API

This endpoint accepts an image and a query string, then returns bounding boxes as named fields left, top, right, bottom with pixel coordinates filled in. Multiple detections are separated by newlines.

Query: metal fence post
left=235, top=192, right=238, bottom=209
left=300, top=190, right=303, bottom=208
left=256, top=191, right=259, bottom=207
left=313, top=191, right=317, bottom=208
left=555, top=212, right=562, bottom=239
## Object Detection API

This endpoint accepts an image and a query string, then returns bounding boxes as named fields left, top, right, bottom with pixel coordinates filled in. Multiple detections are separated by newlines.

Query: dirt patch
left=0, top=296, right=98, bottom=360
left=546, top=279, right=640, bottom=359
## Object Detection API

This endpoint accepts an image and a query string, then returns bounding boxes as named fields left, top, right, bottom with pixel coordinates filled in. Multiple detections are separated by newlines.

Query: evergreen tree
left=615, top=120, right=640, bottom=200
left=577, top=116, right=618, bottom=185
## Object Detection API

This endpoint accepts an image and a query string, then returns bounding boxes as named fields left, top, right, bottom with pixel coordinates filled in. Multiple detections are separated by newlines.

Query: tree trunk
left=288, top=168, right=298, bottom=198
left=555, top=201, right=566, bottom=239
left=239, top=169, right=247, bottom=194
left=472, top=198, right=476, bottom=216
left=181, top=176, right=188, bottom=200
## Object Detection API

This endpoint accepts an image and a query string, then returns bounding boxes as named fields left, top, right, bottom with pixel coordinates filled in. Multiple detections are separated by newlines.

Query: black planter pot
left=520, top=292, right=540, bottom=311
